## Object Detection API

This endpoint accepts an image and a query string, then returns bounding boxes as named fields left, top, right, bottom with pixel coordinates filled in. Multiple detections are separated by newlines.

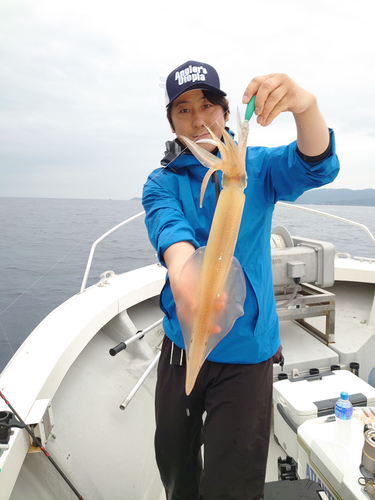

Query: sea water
left=1, top=198, right=375, bottom=372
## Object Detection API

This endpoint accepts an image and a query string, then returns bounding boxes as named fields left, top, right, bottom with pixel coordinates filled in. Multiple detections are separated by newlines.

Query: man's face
left=169, top=90, right=228, bottom=153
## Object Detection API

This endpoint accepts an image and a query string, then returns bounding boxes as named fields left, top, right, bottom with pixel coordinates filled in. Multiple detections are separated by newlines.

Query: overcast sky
left=1, top=0, right=374, bottom=200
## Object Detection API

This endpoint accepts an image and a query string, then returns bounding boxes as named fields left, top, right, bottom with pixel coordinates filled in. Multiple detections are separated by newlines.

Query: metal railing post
left=79, top=211, right=145, bottom=293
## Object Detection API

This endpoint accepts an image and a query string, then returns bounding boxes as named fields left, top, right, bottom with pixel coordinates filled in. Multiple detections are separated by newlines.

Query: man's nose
left=192, top=110, right=205, bottom=128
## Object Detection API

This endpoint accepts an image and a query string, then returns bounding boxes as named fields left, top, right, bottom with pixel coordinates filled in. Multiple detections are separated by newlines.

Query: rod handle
left=109, top=342, right=126, bottom=356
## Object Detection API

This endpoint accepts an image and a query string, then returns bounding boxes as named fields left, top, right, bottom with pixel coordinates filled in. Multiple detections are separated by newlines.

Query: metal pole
left=119, top=351, right=161, bottom=410
left=109, top=318, right=163, bottom=356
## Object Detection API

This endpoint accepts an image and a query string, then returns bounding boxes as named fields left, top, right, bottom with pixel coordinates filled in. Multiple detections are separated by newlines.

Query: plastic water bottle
left=335, top=391, right=353, bottom=444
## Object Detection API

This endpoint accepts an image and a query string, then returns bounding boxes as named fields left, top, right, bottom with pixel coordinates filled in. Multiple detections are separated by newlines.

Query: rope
left=271, top=233, right=287, bottom=249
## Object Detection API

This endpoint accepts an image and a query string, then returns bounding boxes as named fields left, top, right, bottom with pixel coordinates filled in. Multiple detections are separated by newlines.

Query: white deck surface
left=2, top=256, right=375, bottom=499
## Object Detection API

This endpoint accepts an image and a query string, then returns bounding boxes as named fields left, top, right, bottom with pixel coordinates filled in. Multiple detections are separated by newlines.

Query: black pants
left=155, top=336, right=273, bottom=500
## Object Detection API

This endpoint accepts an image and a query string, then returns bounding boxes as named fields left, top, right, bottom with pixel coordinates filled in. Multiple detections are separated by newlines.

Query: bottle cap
left=341, top=391, right=349, bottom=400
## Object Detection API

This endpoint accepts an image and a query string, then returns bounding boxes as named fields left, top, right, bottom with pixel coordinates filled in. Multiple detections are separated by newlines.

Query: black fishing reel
left=0, top=411, right=24, bottom=451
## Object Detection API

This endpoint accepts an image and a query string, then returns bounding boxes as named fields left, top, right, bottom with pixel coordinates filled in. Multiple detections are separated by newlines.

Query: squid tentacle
left=180, top=135, right=221, bottom=170
left=199, top=167, right=219, bottom=207
left=180, top=136, right=221, bottom=206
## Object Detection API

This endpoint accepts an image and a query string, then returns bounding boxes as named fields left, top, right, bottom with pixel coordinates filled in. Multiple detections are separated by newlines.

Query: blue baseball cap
left=165, top=60, right=226, bottom=108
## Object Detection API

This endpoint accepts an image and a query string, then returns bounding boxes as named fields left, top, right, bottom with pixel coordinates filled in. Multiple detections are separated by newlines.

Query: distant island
left=294, top=188, right=375, bottom=206
left=132, top=189, right=375, bottom=206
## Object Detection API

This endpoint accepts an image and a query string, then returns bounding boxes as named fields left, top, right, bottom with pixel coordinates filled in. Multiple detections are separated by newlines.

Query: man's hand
left=164, top=242, right=227, bottom=334
left=242, top=73, right=314, bottom=126
left=242, top=73, right=330, bottom=156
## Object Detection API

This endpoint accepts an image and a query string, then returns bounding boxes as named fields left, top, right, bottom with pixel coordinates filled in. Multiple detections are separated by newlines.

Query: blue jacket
left=142, top=130, right=340, bottom=364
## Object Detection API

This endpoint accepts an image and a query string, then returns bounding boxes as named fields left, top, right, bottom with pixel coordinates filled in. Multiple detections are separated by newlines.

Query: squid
left=178, top=112, right=250, bottom=395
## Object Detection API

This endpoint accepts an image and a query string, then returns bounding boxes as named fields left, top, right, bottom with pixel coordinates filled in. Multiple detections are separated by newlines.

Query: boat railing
left=80, top=204, right=375, bottom=294
left=79, top=210, right=146, bottom=293
left=278, top=202, right=375, bottom=246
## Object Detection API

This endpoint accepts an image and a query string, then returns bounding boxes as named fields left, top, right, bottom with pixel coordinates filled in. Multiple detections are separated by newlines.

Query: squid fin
left=176, top=247, right=246, bottom=395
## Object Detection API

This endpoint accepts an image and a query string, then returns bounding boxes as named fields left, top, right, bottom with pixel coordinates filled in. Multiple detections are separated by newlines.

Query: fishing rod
left=0, top=390, right=85, bottom=500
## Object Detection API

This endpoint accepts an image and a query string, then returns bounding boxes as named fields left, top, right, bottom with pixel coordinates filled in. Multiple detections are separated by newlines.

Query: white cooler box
left=298, top=407, right=375, bottom=500
left=273, top=369, right=375, bottom=461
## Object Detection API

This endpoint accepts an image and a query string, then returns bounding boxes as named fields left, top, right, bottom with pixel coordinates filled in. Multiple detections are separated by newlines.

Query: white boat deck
left=1, top=254, right=375, bottom=499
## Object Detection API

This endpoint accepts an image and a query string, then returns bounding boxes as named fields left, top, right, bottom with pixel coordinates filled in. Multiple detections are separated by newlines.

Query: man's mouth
left=193, top=132, right=210, bottom=141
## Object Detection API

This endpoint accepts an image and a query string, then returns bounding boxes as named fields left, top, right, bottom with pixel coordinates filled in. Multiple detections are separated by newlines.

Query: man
left=142, top=60, right=339, bottom=500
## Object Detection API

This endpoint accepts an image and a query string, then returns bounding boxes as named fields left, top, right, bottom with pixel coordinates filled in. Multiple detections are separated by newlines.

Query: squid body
left=178, top=112, right=250, bottom=395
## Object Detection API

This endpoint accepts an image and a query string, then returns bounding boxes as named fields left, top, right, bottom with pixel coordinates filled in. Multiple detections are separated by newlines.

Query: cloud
left=0, top=0, right=374, bottom=199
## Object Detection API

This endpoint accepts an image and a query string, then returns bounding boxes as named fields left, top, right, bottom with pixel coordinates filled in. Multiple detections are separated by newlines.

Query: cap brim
left=166, top=84, right=227, bottom=108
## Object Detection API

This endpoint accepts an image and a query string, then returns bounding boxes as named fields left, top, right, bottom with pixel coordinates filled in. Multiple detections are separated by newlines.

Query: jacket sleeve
left=142, top=168, right=200, bottom=265
left=252, top=129, right=340, bottom=203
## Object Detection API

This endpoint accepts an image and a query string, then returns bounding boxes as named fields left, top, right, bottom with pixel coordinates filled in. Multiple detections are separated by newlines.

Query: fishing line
left=0, top=99, right=241, bottom=351
left=128, top=105, right=233, bottom=201
left=1, top=92, right=240, bottom=498
left=0, top=229, right=97, bottom=360
left=0, top=320, right=14, bottom=355
left=2, top=87, right=227, bottom=316
left=1, top=109, right=225, bottom=349
left=0, top=227, right=99, bottom=318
